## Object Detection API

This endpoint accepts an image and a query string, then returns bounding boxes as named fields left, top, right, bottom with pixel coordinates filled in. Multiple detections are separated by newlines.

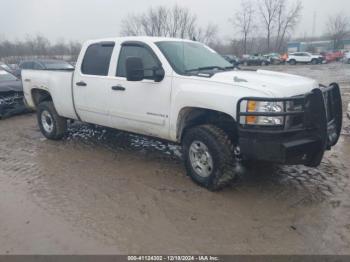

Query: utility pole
left=312, top=11, right=317, bottom=37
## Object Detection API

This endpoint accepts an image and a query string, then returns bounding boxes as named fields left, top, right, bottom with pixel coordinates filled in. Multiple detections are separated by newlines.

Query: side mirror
left=153, top=67, right=165, bottom=82
left=126, top=57, right=144, bottom=81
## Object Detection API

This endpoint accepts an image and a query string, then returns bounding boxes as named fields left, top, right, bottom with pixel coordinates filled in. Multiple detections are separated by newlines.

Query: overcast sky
left=0, top=0, right=349, bottom=43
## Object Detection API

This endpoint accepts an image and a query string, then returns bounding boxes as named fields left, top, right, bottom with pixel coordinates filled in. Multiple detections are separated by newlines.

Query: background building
left=288, top=39, right=350, bottom=53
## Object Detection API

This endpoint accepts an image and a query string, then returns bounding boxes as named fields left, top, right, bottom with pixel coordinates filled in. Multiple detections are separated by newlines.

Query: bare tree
left=120, top=5, right=218, bottom=45
left=275, top=0, right=302, bottom=52
left=167, top=5, right=197, bottom=38
left=0, top=35, right=81, bottom=62
left=258, top=0, right=280, bottom=51
left=326, top=12, right=350, bottom=49
left=120, top=14, right=144, bottom=36
left=231, top=0, right=255, bottom=54
left=191, top=23, right=218, bottom=45
left=140, top=6, right=169, bottom=36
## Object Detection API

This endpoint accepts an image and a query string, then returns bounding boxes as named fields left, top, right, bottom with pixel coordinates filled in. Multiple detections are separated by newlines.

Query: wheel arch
left=176, top=107, right=238, bottom=143
left=31, top=88, right=53, bottom=108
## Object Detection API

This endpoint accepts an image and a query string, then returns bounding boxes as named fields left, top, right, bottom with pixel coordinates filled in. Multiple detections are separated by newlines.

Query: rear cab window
left=21, top=62, right=34, bottom=69
left=81, top=42, right=115, bottom=76
left=33, top=62, right=43, bottom=70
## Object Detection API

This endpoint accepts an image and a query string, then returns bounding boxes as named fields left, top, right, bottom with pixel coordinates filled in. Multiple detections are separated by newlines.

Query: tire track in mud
left=64, top=122, right=349, bottom=205
left=1, top=118, right=348, bottom=205
left=0, top=113, right=349, bottom=210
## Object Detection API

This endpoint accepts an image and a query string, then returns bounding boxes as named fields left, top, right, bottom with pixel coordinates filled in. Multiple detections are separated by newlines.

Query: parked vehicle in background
left=287, top=52, right=323, bottom=65
left=222, top=55, right=240, bottom=67
left=322, top=52, right=336, bottom=63
left=15, top=59, right=74, bottom=78
left=9, top=64, right=19, bottom=71
left=0, top=62, right=14, bottom=74
left=22, top=36, right=342, bottom=190
left=0, top=69, right=29, bottom=119
left=69, top=61, right=77, bottom=67
left=263, top=53, right=283, bottom=65
left=329, top=50, right=344, bottom=61
left=241, top=54, right=270, bottom=66
left=344, top=51, right=350, bottom=64
left=322, top=50, right=344, bottom=63
left=280, top=53, right=288, bottom=63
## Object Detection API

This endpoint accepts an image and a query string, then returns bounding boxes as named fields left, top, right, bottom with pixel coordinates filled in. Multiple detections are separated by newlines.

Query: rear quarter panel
left=22, top=70, right=77, bottom=119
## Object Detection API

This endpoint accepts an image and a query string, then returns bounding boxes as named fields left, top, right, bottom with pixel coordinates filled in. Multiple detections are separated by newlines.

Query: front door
left=108, top=42, right=172, bottom=139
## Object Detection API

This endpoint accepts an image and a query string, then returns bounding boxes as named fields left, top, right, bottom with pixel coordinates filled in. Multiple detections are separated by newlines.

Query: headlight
left=245, top=100, right=284, bottom=126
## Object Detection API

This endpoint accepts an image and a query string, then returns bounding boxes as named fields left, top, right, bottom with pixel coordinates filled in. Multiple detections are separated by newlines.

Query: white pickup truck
left=22, top=37, right=342, bottom=190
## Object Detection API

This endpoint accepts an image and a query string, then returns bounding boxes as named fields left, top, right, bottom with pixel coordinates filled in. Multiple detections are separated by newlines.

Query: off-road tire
left=289, top=59, right=297, bottom=65
left=182, top=125, right=237, bottom=191
left=37, top=101, right=67, bottom=140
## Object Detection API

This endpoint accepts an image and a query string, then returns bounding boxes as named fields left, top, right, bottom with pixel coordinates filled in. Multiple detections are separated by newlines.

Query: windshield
left=43, top=61, right=74, bottom=70
left=156, top=41, right=232, bottom=75
left=0, top=70, right=17, bottom=81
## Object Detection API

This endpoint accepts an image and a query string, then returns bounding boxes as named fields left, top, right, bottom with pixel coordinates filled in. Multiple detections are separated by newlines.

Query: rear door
left=72, top=41, right=115, bottom=126
left=300, top=53, right=311, bottom=62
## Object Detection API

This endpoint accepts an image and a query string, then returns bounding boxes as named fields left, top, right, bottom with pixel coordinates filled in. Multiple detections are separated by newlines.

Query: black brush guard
left=236, top=83, right=342, bottom=167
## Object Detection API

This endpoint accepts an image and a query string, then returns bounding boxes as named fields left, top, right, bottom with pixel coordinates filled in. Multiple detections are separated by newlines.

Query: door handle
left=111, top=85, right=126, bottom=91
left=76, top=81, right=87, bottom=87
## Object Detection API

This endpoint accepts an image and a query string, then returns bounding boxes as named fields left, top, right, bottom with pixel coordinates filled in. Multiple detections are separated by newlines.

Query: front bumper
left=237, top=84, right=342, bottom=167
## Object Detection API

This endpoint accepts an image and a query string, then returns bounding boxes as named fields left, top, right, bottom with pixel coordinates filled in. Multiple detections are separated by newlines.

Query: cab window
left=116, top=44, right=159, bottom=79
left=81, top=42, right=115, bottom=76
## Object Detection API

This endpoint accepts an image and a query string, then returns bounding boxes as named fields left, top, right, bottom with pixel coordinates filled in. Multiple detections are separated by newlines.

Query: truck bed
left=22, top=69, right=78, bottom=120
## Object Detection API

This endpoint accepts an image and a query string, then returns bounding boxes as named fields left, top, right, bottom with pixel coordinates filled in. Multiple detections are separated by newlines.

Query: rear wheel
left=311, top=59, right=318, bottom=65
left=182, top=125, right=239, bottom=191
left=37, top=101, right=67, bottom=140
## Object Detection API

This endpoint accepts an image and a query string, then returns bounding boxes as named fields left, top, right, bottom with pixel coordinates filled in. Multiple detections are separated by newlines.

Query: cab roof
left=86, top=36, right=197, bottom=45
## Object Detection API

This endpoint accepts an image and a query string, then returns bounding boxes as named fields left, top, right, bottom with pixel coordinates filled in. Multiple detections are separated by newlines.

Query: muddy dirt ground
left=0, top=63, right=350, bottom=255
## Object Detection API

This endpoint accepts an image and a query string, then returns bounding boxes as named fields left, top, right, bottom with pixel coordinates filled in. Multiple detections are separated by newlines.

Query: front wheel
left=37, top=101, right=67, bottom=140
left=182, top=125, right=238, bottom=191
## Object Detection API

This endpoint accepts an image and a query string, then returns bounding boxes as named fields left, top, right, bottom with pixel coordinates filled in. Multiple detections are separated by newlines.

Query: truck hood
left=209, top=69, right=319, bottom=97
left=0, top=80, right=23, bottom=93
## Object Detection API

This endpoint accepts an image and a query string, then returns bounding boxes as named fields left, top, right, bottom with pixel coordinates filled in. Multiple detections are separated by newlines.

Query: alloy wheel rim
left=189, top=140, right=214, bottom=178
left=41, top=110, right=54, bottom=133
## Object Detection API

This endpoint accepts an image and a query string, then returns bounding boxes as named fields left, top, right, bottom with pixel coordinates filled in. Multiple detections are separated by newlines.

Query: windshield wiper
left=185, top=66, right=226, bottom=73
